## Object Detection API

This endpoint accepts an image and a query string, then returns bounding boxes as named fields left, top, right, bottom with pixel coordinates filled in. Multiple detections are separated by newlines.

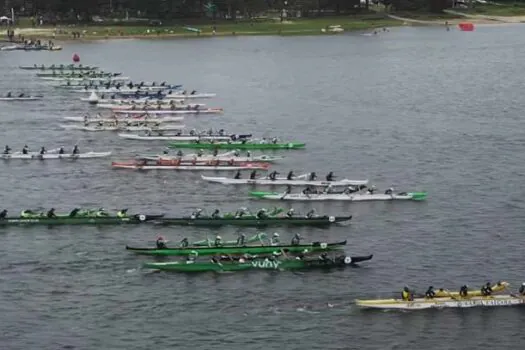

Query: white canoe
left=98, top=103, right=204, bottom=110
left=0, top=151, right=111, bottom=159
left=355, top=295, right=525, bottom=310
left=19, top=65, right=98, bottom=71
left=63, top=116, right=184, bottom=123
left=0, top=96, right=42, bottom=101
left=80, top=97, right=185, bottom=104
left=112, top=162, right=268, bottom=171
left=202, top=175, right=368, bottom=186
left=165, top=93, right=216, bottom=99
left=251, top=191, right=427, bottom=201
left=119, top=133, right=233, bottom=141
left=41, top=76, right=130, bottom=82
left=113, top=108, right=223, bottom=115
left=73, top=87, right=169, bottom=93
left=59, top=124, right=185, bottom=132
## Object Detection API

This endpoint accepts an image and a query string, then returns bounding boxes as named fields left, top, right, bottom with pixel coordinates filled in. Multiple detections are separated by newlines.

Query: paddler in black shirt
left=69, top=208, right=80, bottom=217
left=519, top=283, right=525, bottom=296
left=459, top=285, right=468, bottom=297
left=249, top=170, right=257, bottom=180
left=39, top=146, right=46, bottom=155
left=326, top=172, right=335, bottom=181
left=58, top=147, right=65, bottom=155
left=481, top=282, right=493, bottom=296
left=212, top=148, right=218, bottom=156
left=308, top=172, right=317, bottom=181
left=306, top=209, right=316, bottom=218
left=291, top=233, right=301, bottom=245
left=0, top=209, right=7, bottom=219
left=287, top=171, right=294, bottom=180
left=211, top=209, right=221, bottom=219
left=234, top=170, right=241, bottom=179
left=286, top=208, right=294, bottom=218
left=3, top=145, right=11, bottom=154
left=22, top=145, right=29, bottom=154
left=72, top=145, right=79, bottom=154
left=268, top=171, right=279, bottom=181
left=425, top=286, right=436, bottom=299
left=46, top=208, right=57, bottom=218
left=156, top=236, right=167, bottom=249
left=236, top=233, right=246, bottom=246
left=180, top=237, right=189, bottom=248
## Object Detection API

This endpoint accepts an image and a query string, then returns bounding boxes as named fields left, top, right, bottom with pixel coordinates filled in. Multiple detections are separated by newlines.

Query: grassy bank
left=13, top=15, right=401, bottom=40
left=455, top=3, right=525, bottom=16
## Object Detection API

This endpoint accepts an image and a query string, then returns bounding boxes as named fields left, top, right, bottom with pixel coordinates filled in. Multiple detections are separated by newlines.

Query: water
left=1, top=24, right=525, bottom=349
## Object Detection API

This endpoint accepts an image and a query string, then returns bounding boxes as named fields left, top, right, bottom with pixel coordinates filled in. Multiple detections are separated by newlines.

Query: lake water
left=1, top=24, right=525, bottom=349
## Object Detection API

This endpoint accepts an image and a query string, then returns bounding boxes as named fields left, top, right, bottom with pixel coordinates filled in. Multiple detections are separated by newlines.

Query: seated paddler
left=306, top=209, right=316, bottom=218
left=156, top=236, right=167, bottom=249
left=459, top=285, right=469, bottom=297
left=234, top=170, right=241, bottom=179
left=235, top=207, right=247, bottom=218
left=0, top=209, right=7, bottom=219
left=211, top=209, right=221, bottom=219
left=22, top=145, right=29, bottom=154
left=401, top=286, right=414, bottom=301
left=3, top=145, right=11, bottom=154
left=249, top=170, right=257, bottom=180
left=6, top=92, right=11, bottom=97
left=46, top=208, right=57, bottom=218
left=256, top=208, right=268, bottom=219
left=384, top=187, right=394, bottom=195
left=291, top=233, right=301, bottom=246
left=21, top=209, right=36, bottom=218
left=58, top=147, right=65, bottom=155
left=116, top=209, right=128, bottom=218
left=191, top=208, right=203, bottom=219
left=519, top=283, right=525, bottom=296
left=425, top=286, right=436, bottom=299
left=214, top=235, right=223, bottom=247
left=481, top=282, right=493, bottom=296
left=286, top=208, right=294, bottom=218
left=236, top=233, right=246, bottom=246
left=326, top=172, right=335, bottom=181
left=268, top=171, right=279, bottom=181
left=286, top=170, right=294, bottom=180
left=270, top=232, right=280, bottom=246
left=69, top=208, right=80, bottom=217
left=39, top=146, right=46, bottom=155
left=96, top=208, right=108, bottom=217
left=180, top=237, right=189, bottom=248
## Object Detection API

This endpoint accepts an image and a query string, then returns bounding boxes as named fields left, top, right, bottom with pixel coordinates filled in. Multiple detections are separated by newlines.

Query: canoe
left=98, top=103, right=205, bottom=110
left=0, top=151, right=111, bottom=159
left=165, top=92, right=216, bottom=99
left=111, top=161, right=270, bottom=171
left=0, top=96, right=42, bottom=101
left=59, top=124, right=185, bottom=132
left=19, top=64, right=98, bottom=70
left=201, top=175, right=368, bottom=186
left=63, top=116, right=184, bottom=123
left=0, top=214, right=163, bottom=226
left=153, top=215, right=351, bottom=226
left=141, top=154, right=283, bottom=163
left=356, top=295, right=525, bottom=310
left=143, top=254, right=373, bottom=272
left=40, top=76, right=130, bottom=82
left=119, top=133, right=250, bottom=142
left=113, top=108, right=223, bottom=115
left=249, top=191, right=428, bottom=201
left=168, top=141, right=306, bottom=150
left=126, top=240, right=347, bottom=256
left=36, top=71, right=119, bottom=77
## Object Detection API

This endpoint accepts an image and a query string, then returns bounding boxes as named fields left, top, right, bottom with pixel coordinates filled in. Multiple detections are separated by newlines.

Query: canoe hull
left=356, top=295, right=525, bottom=310
left=249, top=192, right=428, bottom=201
left=155, top=215, right=351, bottom=226
left=0, top=152, right=111, bottom=160
left=0, top=214, right=160, bottom=226
left=201, top=175, right=368, bottom=186
left=168, top=142, right=305, bottom=150
left=126, top=240, right=347, bottom=256
left=111, top=161, right=270, bottom=171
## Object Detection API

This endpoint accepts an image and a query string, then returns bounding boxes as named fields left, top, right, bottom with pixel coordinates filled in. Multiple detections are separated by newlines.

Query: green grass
left=457, top=3, right=525, bottom=16
left=15, top=15, right=402, bottom=39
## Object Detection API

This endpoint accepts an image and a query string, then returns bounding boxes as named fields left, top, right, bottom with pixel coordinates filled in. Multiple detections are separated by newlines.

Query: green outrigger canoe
left=168, top=141, right=305, bottom=150
left=142, top=253, right=373, bottom=272
left=157, top=215, right=351, bottom=227
left=127, top=239, right=346, bottom=256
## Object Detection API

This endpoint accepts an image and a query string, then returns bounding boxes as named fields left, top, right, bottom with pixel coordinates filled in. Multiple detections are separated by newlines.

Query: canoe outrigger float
left=168, top=140, right=305, bottom=150
left=355, top=282, right=525, bottom=310
left=142, top=253, right=373, bottom=272
left=126, top=240, right=347, bottom=256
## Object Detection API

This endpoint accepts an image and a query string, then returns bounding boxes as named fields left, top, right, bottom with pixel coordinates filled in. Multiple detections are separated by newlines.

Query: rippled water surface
left=1, top=24, right=525, bottom=349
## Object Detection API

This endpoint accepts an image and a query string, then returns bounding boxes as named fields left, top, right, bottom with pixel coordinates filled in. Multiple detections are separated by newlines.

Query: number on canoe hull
left=250, top=259, right=281, bottom=269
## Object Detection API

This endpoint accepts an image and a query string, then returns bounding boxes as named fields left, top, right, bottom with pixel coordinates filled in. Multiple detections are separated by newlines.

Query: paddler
left=291, top=233, right=301, bottom=245
left=326, top=172, right=335, bottom=181
left=96, top=208, right=108, bottom=217
left=72, top=145, right=79, bottom=154
left=519, top=283, right=525, bottom=296
left=286, top=208, right=294, bottom=218
left=212, top=149, right=218, bottom=157
left=236, top=233, right=246, bottom=246
left=459, top=285, right=469, bottom=297
left=58, top=147, right=65, bottom=155
left=286, top=171, right=294, bottom=180
left=39, top=146, right=46, bottom=155
left=384, top=187, right=394, bottom=195
left=176, top=150, right=183, bottom=157
left=234, top=170, right=241, bottom=179
left=0, top=209, right=7, bottom=219
left=116, top=209, right=128, bottom=218
left=180, top=237, right=189, bottom=248
left=155, top=236, right=167, bottom=249
left=3, top=145, right=11, bottom=154
left=235, top=207, right=247, bottom=218
left=214, top=235, right=222, bottom=247
left=425, top=286, right=436, bottom=299
left=306, top=209, right=316, bottom=218
left=481, top=282, right=493, bottom=296
left=367, top=185, right=377, bottom=194
left=233, top=150, right=240, bottom=157
left=197, top=149, right=204, bottom=157
left=211, top=209, right=221, bottom=219
left=270, top=233, right=280, bottom=246
left=401, top=286, right=414, bottom=301
left=308, top=172, right=317, bottom=181
left=256, top=208, right=268, bottom=219
left=271, top=137, right=278, bottom=144
left=69, top=208, right=80, bottom=217
left=21, top=210, right=34, bottom=218
left=191, top=208, right=203, bottom=219
left=246, top=151, right=252, bottom=158
left=46, top=208, right=57, bottom=218
left=22, top=145, right=29, bottom=155
left=249, top=170, right=257, bottom=180
left=6, top=92, right=11, bottom=97
left=268, top=171, right=279, bottom=181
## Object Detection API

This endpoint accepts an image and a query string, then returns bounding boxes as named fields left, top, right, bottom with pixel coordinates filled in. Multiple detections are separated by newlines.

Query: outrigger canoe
left=0, top=96, right=43, bottom=101
left=143, top=254, right=373, bottom=272
left=0, top=151, right=111, bottom=159
left=59, top=124, right=185, bottom=132
left=250, top=191, right=427, bottom=201
left=111, top=160, right=270, bottom=171
left=0, top=214, right=163, bottom=226
left=118, top=133, right=251, bottom=142
left=168, top=141, right=306, bottom=150
left=64, top=116, right=185, bottom=123
left=19, top=64, right=98, bottom=70
left=154, top=215, right=351, bottom=226
left=201, top=175, right=368, bottom=186
left=113, top=108, right=223, bottom=115
left=127, top=240, right=346, bottom=256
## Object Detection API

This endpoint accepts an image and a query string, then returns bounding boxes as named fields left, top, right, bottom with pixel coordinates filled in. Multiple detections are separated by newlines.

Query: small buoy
left=88, top=91, right=99, bottom=104
left=72, top=53, right=80, bottom=62
left=458, top=22, right=474, bottom=31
